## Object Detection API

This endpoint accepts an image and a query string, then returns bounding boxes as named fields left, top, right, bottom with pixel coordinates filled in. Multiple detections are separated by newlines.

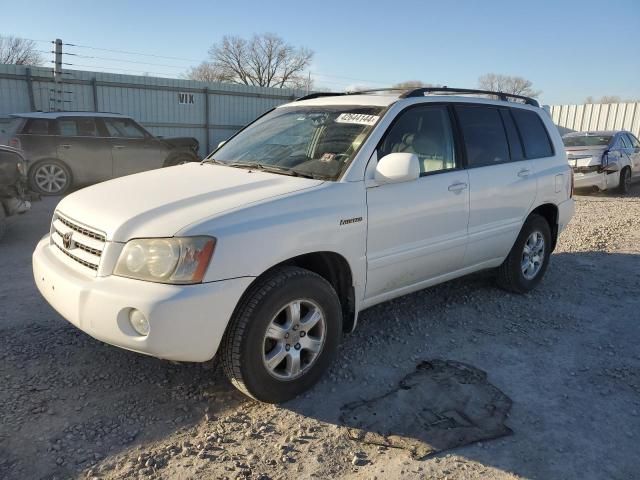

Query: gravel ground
left=1, top=183, right=639, bottom=480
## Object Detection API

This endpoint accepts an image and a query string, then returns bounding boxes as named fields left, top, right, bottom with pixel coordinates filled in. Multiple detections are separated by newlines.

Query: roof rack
left=295, top=92, right=347, bottom=101
left=400, top=87, right=540, bottom=107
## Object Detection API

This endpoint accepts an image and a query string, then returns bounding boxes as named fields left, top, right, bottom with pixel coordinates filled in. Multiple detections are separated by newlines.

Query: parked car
left=563, top=130, right=640, bottom=194
left=0, top=112, right=200, bottom=196
left=32, top=87, right=574, bottom=403
left=0, top=145, right=31, bottom=240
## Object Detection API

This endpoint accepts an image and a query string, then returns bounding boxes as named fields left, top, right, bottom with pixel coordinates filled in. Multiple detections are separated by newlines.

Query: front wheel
left=221, top=267, right=343, bottom=403
left=497, top=214, right=551, bottom=294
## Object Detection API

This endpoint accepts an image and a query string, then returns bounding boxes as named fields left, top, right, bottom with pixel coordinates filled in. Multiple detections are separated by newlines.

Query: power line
left=63, top=42, right=201, bottom=63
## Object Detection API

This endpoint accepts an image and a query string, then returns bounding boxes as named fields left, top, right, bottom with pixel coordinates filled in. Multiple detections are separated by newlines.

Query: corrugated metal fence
left=550, top=102, right=640, bottom=137
left=0, top=64, right=305, bottom=156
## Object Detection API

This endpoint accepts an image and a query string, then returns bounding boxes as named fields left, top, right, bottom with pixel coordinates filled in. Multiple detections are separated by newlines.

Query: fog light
left=129, top=309, right=150, bottom=336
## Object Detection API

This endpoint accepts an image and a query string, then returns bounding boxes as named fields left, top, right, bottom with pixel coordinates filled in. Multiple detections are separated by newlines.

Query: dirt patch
left=341, top=360, right=512, bottom=459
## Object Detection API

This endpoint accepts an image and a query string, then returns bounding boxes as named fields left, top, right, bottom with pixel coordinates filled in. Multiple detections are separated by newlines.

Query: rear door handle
left=448, top=182, right=468, bottom=192
left=113, top=145, right=126, bottom=150
left=518, top=168, right=531, bottom=178
left=60, top=144, right=71, bottom=149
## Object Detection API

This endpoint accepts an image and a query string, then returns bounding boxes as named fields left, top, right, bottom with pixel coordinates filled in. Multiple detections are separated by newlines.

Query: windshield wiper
left=226, top=162, right=322, bottom=179
left=202, top=157, right=225, bottom=165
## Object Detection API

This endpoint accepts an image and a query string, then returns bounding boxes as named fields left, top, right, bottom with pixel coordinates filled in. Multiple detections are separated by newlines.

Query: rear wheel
left=497, top=214, right=551, bottom=293
left=29, top=160, right=72, bottom=195
left=617, top=167, right=631, bottom=194
left=221, top=266, right=342, bottom=403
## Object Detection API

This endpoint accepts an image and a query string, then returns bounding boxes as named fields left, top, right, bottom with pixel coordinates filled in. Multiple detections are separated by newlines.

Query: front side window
left=378, top=105, right=456, bottom=174
left=511, top=109, right=553, bottom=159
left=455, top=105, right=510, bottom=167
left=104, top=118, right=147, bottom=138
left=209, top=105, right=384, bottom=180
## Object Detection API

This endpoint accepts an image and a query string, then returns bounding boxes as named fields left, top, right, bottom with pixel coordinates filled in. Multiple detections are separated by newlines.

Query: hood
left=56, top=163, right=323, bottom=241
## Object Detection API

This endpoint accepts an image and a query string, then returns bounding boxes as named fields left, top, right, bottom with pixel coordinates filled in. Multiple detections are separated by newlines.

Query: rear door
left=103, top=118, right=168, bottom=177
left=455, top=104, right=538, bottom=267
left=55, top=117, right=112, bottom=185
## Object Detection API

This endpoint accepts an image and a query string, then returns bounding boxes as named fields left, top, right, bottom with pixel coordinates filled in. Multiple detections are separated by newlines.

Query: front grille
left=51, top=213, right=106, bottom=272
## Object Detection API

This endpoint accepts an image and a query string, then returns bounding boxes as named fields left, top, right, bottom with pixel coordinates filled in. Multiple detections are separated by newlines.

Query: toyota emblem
left=62, top=231, right=74, bottom=249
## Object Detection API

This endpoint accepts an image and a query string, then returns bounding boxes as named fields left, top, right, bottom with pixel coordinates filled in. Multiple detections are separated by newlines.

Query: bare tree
left=187, top=33, right=313, bottom=89
left=392, top=80, right=438, bottom=89
left=0, top=35, right=43, bottom=65
left=478, top=73, right=540, bottom=98
left=584, top=95, right=639, bottom=104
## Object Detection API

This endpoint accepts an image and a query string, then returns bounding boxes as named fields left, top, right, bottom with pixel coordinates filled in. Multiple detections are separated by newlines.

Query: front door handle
left=113, top=145, right=126, bottom=150
left=60, top=144, right=71, bottom=149
left=448, top=182, right=468, bottom=193
left=518, top=168, right=531, bottom=178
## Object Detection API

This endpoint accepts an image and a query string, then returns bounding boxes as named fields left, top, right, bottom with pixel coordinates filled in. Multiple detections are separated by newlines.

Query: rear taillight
left=8, top=137, right=21, bottom=149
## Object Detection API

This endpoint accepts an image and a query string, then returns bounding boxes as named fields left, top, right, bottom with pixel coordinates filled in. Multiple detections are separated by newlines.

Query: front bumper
left=33, top=236, right=253, bottom=362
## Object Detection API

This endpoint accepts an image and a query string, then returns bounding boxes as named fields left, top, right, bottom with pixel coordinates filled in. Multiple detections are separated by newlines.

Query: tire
left=221, top=266, right=343, bottom=403
left=29, top=160, right=72, bottom=196
left=0, top=206, right=6, bottom=241
left=617, top=167, right=631, bottom=194
left=496, top=214, right=552, bottom=294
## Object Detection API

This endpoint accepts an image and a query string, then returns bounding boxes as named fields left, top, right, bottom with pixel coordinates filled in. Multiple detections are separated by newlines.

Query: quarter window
left=626, top=133, right=640, bottom=149
left=455, top=105, right=510, bottom=167
left=378, top=105, right=457, bottom=175
left=619, top=135, right=630, bottom=149
left=511, top=109, right=553, bottom=159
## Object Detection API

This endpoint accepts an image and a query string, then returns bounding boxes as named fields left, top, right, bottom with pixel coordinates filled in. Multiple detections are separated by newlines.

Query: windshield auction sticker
left=335, top=113, right=379, bottom=126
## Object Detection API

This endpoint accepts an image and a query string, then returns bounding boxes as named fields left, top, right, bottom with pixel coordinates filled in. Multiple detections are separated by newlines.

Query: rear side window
left=626, top=133, right=640, bottom=149
left=618, top=135, right=630, bottom=149
left=499, top=110, right=524, bottom=162
left=57, top=118, right=99, bottom=137
left=455, top=105, right=510, bottom=167
left=511, top=109, right=553, bottom=159
left=22, top=119, right=52, bottom=135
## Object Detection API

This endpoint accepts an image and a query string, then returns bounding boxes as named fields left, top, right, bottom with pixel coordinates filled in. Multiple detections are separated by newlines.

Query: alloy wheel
left=521, top=231, right=545, bottom=280
left=34, top=164, right=68, bottom=194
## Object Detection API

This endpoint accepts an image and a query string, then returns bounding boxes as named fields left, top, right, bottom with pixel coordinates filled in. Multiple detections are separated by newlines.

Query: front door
left=55, top=117, right=112, bottom=185
left=102, top=117, right=168, bottom=178
left=365, top=104, right=470, bottom=301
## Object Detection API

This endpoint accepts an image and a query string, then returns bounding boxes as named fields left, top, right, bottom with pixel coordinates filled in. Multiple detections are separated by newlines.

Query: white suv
left=33, top=87, right=575, bottom=403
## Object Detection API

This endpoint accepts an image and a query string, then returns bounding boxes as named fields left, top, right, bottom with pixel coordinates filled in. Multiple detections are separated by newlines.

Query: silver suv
left=1, top=112, right=200, bottom=195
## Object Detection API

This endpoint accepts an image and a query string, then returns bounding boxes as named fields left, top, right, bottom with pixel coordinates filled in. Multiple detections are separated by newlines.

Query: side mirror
left=374, top=153, right=420, bottom=184
left=217, top=140, right=226, bottom=148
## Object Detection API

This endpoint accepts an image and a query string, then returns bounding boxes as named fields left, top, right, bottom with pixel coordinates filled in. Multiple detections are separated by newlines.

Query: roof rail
left=400, top=87, right=540, bottom=107
left=295, top=92, right=347, bottom=101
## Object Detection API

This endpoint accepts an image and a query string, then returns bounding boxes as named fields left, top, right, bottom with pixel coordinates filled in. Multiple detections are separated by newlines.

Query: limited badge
left=335, top=113, right=379, bottom=126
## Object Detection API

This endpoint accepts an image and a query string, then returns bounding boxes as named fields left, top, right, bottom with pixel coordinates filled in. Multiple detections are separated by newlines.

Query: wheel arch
left=236, top=251, right=357, bottom=333
left=529, top=203, right=559, bottom=251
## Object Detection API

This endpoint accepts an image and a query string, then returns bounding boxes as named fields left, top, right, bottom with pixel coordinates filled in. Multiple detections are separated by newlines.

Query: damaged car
left=1, top=112, right=200, bottom=195
left=563, top=130, right=640, bottom=194
left=0, top=145, right=31, bottom=240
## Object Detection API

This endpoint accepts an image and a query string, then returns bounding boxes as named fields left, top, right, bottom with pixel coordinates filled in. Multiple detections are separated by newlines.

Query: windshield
left=563, top=135, right=612, bottom=147
left=207, top=105, right=384, bottom=180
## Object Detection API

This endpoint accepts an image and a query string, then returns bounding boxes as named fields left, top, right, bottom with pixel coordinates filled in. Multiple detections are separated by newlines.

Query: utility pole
left=53, top=39, right=63, bottom=111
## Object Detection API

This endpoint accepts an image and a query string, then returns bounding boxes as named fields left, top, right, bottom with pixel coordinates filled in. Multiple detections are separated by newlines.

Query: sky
left=2, top=0, right=639, bottom=105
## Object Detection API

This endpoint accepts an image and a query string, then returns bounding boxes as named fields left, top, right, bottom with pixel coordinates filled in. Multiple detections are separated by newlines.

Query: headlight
left=114, top=236, right=215, bottom=284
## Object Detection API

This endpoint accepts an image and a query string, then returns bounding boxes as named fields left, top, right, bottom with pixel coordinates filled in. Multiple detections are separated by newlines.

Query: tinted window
left=626, top=133, right=640, bottom=149
left=500, top=109, right=524, bottom=161
left=618, top=135, right=630, bottom=149
left=455, top=105, right=509, bottom=167
left=378, top=105, right=456, bottom=174
left=57, top=118, right=98, bottom=137
left=22, top=119, right=50, bottom=135
left=104, top=118, right=147, bottom=138
left=511, top=109, right=553, bottom=158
